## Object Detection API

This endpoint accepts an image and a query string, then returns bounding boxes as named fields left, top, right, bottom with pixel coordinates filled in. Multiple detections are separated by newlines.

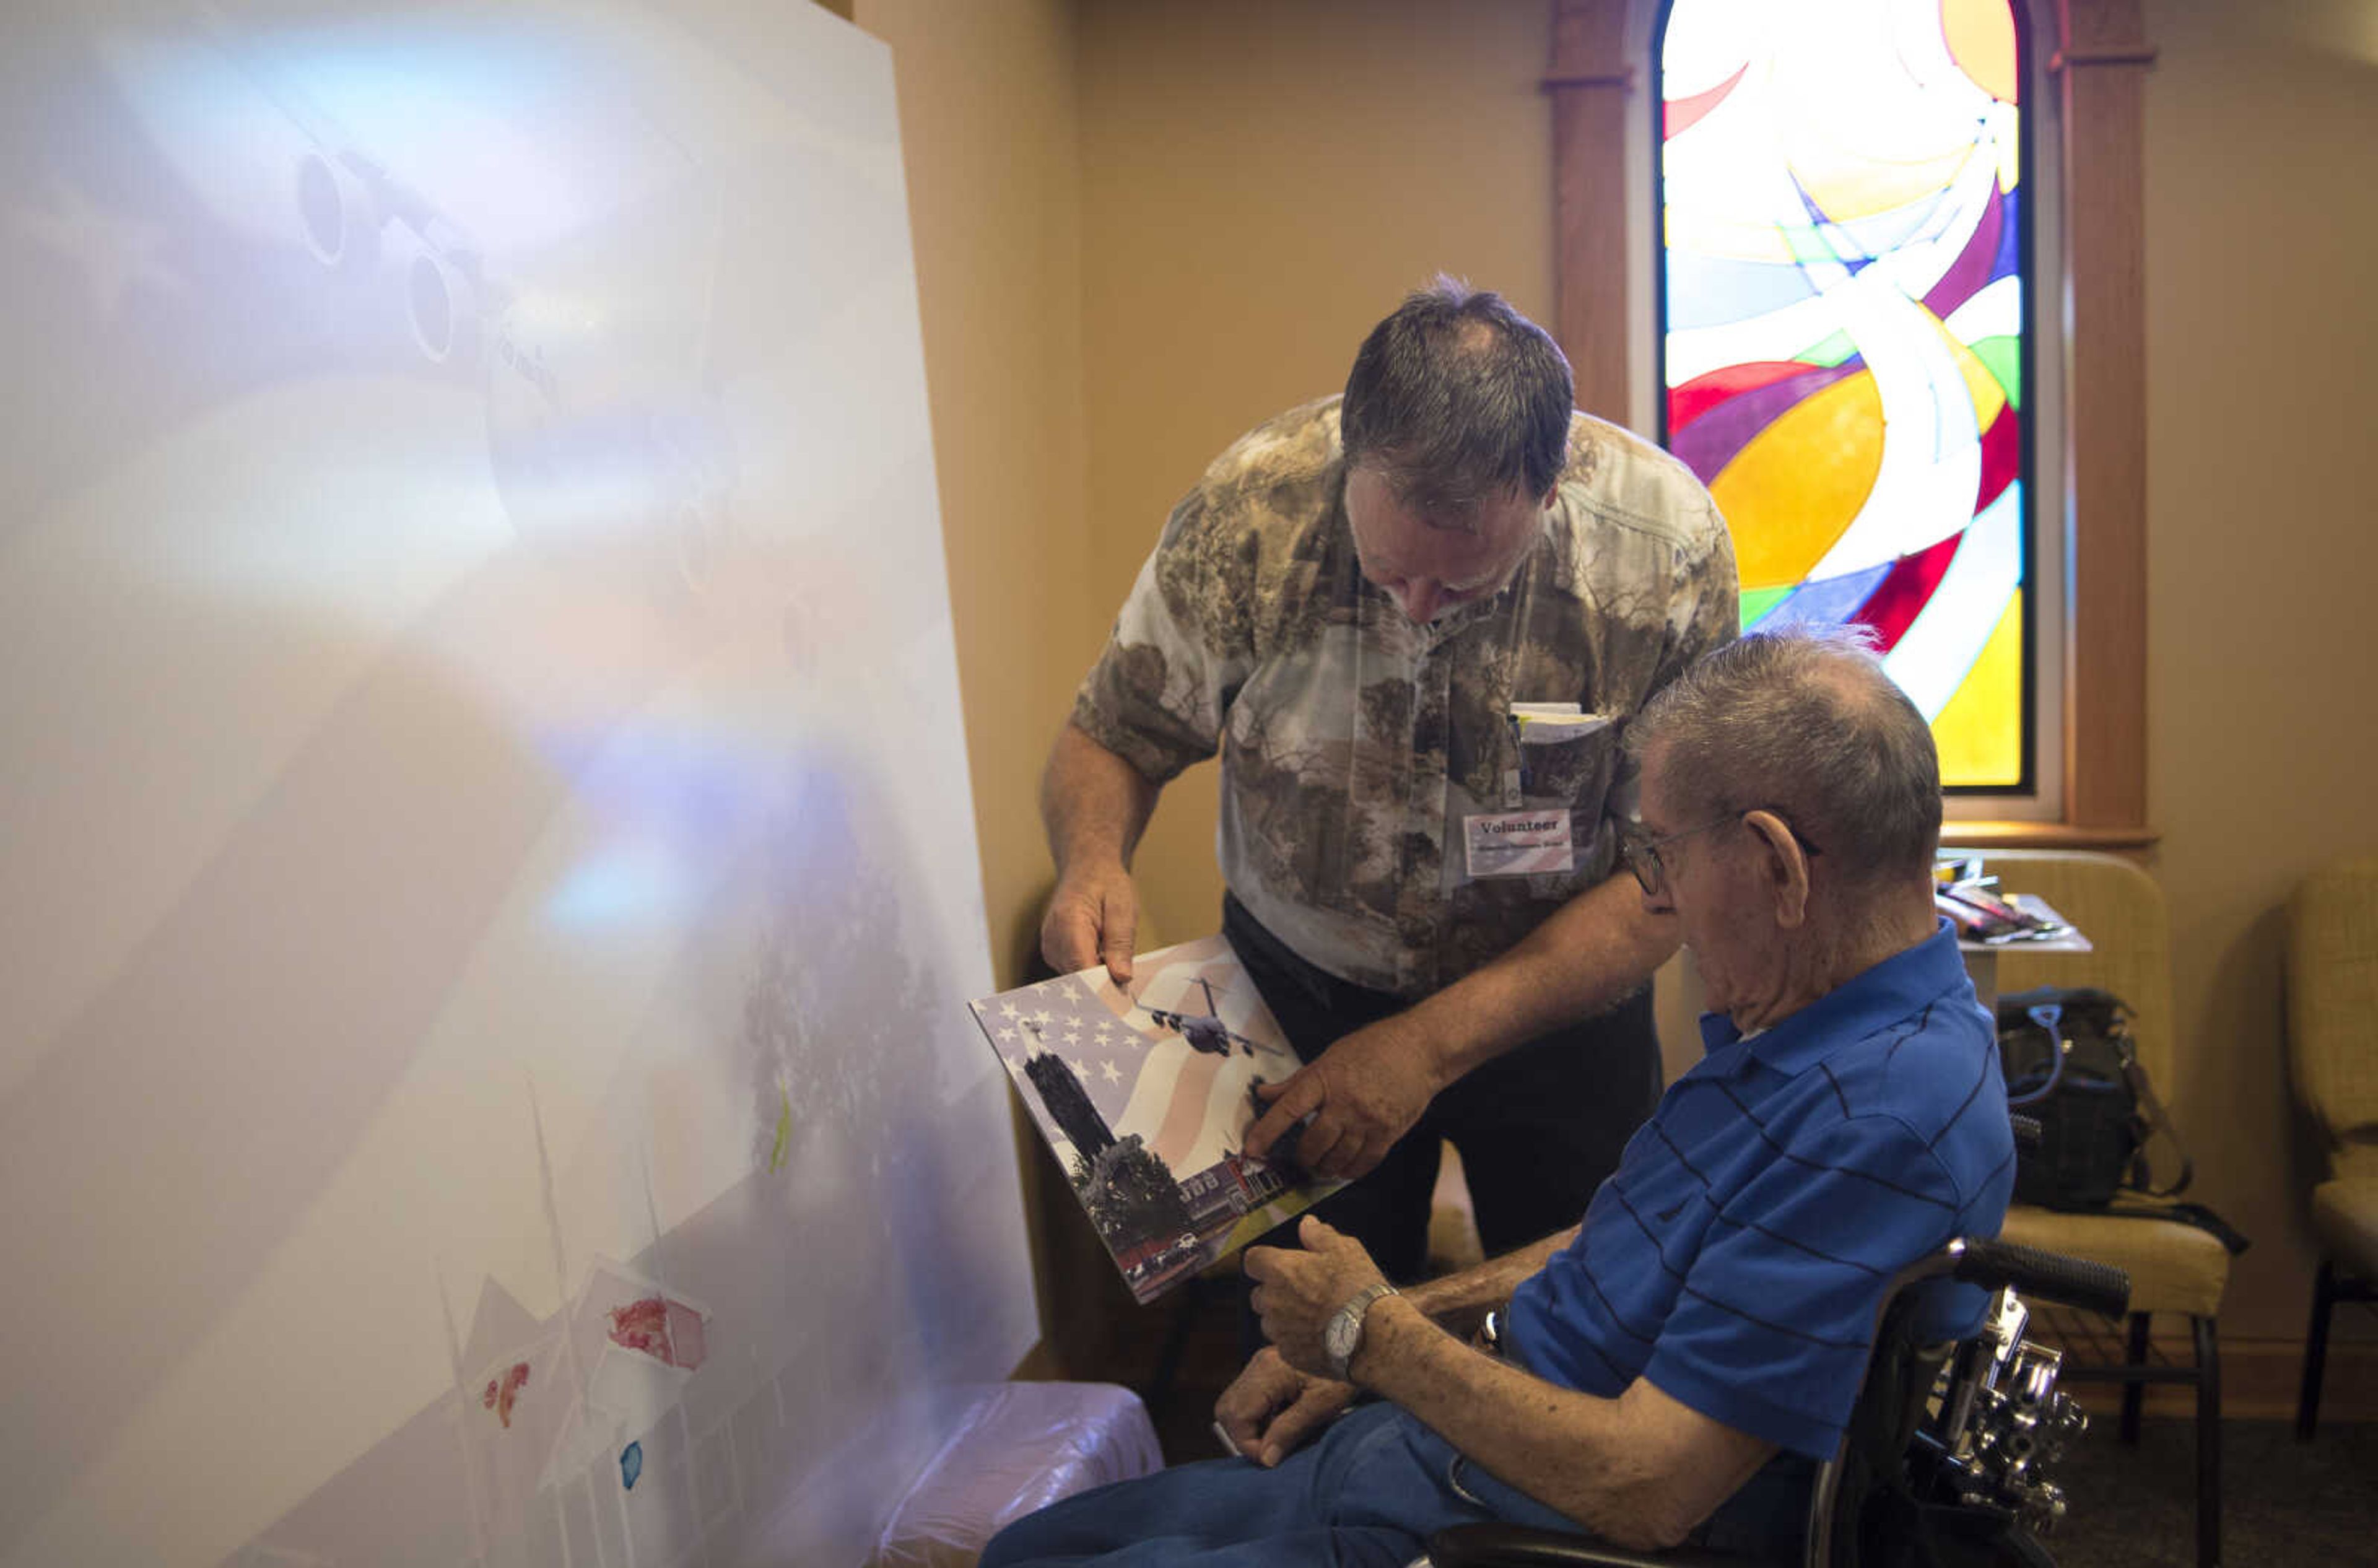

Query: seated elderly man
left=983, top=625, right=2015, bottom=1566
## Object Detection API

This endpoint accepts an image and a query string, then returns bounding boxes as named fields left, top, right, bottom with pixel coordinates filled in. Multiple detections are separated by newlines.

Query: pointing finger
left=1245, top=1073, right=1325, bottom=1160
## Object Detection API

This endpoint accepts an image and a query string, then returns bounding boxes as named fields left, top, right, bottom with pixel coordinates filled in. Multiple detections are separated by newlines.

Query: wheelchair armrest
left=1423, top=1522, right=1754, bottom=1568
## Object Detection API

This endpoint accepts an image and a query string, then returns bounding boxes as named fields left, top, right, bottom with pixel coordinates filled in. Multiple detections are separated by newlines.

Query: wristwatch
left=1323, top=1281, right=1400, bottom=1381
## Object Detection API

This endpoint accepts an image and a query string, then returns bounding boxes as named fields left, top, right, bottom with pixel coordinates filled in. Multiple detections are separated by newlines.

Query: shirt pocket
left=1513, top=720, right=1619, bottom=807
left=1511, top=720, right=1621, bottom=900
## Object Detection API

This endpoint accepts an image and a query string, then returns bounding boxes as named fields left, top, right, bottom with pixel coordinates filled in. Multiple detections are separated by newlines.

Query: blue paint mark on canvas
left=621, top=1440, right=644, bottom=1490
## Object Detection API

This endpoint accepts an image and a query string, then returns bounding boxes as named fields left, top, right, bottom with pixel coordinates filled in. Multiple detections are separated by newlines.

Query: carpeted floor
left=2043, top=1416, right=2378, bottom=1567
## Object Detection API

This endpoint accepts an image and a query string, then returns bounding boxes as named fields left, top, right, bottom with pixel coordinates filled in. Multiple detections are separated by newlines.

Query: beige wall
left=2140, top=0, right=2378, bottom=1338
left=856, top=0, right=1091, bottom=989
left=879, top=0, right=2378, bottom=1348
left=1078, top=0, right=1560, bottom=951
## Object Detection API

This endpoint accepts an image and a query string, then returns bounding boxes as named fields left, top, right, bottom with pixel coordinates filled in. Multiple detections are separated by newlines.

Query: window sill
left=1940, top=821, right=2160, bottom=850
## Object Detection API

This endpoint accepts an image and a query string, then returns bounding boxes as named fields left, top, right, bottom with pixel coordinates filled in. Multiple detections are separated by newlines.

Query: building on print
left=1178, top=1151, right=1291, bottom=1232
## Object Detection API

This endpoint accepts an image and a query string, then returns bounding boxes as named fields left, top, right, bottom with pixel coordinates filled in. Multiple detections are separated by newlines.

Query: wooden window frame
left=1549, top=0, right=2154, bottom=848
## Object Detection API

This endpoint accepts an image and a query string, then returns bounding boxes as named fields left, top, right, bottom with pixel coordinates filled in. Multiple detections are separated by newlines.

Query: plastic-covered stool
left=871, top=1382, right=1162, bottom=1568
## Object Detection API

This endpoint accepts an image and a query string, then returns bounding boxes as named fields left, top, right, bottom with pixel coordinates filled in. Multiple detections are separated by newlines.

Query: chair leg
left=2297, top=1260, right=2337, bottom=1441
left=2120, top=1311, right=2151, bottom=1444
left=2193, top=1315, right=2222, bottom=1568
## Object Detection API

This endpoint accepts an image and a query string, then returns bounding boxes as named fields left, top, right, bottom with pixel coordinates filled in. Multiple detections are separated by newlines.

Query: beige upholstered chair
left=1951, top=848, right=2231, bottom=1568
left=2284, top=856, right=2378, bottom=1439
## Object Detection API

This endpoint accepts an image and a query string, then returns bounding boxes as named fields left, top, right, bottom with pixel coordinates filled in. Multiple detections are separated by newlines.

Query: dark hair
left=1623, top=625, right=1943, bottom=887
left=1340, top=276, right=1574, bottom=516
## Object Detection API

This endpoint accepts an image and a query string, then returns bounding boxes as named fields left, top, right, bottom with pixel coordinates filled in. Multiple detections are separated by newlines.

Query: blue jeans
left=978, top=1403, right=1809, bottom=1567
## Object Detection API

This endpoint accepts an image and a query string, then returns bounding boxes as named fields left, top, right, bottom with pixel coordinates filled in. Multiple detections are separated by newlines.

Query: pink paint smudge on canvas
left=481, top=1362, right=530, bottom=1428
left=606, top=1296, right=708, bottom=1370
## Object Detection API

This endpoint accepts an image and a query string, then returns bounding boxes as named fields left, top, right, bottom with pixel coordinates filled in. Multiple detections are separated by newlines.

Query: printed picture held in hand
left=969, top=936, right=1344, bottom=1302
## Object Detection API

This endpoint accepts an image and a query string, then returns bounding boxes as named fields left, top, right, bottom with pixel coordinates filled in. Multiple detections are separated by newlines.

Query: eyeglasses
left=1620, top=816, right=1736, bottom=897
left=1620, top=808, right=1820, bottom=898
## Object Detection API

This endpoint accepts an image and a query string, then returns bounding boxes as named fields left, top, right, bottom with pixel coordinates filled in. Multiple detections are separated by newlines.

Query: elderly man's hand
left=1242, top=1216, right=1390, bottom=1377
left=1243, top=1014, right=1444, bottom=1180
left=1213, top=1346, right=1357, bottom=1467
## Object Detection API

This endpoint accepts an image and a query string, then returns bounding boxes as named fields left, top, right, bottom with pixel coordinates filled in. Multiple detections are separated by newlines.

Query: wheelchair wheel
left=1991, top=1528, right=2057, bottom=1568
left=1856, top=1498, right=2060, bottom=1568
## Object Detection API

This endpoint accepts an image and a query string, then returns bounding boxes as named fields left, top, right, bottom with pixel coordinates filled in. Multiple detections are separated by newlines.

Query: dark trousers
left=1223, top=894, right=1662, bottom=1299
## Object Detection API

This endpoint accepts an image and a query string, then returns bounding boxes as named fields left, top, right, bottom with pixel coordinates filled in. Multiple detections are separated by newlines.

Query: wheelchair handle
left=1952, top=1237, right=2132, bottom=1318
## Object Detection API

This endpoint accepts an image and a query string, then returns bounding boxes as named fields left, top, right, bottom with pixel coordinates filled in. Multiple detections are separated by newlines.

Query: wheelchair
left=1421, top=1237, right=2132, bottom=1568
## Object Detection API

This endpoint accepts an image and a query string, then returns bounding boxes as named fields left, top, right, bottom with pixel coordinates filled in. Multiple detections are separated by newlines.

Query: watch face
left=1325, top=1309, right=1359, bottom=1368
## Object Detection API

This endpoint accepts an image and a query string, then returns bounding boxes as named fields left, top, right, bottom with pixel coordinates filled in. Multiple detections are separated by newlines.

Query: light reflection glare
left=84, top=4, right=777, bottom=675
left=193, top=12, right=675, bottom=250
left=544, top=838, right=692, bottom=931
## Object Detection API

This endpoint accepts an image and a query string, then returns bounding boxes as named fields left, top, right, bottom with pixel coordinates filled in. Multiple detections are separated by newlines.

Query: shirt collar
left=1696, top=918, right=1972, bottom=1078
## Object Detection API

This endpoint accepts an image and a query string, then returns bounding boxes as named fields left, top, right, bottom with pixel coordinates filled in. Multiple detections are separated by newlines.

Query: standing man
left=1039, top=280, right=1737, bottom=1283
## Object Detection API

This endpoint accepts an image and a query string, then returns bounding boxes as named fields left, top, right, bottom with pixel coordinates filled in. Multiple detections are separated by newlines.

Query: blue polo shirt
left=1505, top=920, right=2014, bottom=1462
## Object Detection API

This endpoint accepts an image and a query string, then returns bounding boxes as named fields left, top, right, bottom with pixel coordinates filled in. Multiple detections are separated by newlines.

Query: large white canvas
left=0, top=2, right=1037, bottom=1564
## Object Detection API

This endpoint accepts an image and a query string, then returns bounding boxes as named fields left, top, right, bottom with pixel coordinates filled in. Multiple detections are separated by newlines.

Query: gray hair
left=1340, top=276, right=1573, bottom=518
left=1623, top=625, right=1941, bottom=886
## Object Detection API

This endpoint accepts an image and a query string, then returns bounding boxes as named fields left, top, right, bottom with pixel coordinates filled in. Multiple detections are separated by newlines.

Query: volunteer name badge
left=1465, top=809, right=1574, bottom=878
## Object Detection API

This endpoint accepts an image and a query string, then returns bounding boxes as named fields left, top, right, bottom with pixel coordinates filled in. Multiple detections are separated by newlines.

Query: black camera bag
left=1995, top=986, right=2185, bottom=1210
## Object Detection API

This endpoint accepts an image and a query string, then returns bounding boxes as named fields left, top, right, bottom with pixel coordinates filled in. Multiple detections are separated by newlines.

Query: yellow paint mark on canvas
left=769, top=1085, right=792, bottom=1172
left=1933, top=588, right=2023, bottom=787
left=1710, top=368, right=1884, bottom=590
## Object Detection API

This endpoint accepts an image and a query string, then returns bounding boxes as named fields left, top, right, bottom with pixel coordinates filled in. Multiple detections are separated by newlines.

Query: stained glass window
left=1658, top=0, right=2031, bottom=790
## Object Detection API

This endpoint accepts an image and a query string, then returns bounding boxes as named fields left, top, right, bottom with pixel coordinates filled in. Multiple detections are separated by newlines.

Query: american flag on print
left=969, top=935, right=1344, bottom=1300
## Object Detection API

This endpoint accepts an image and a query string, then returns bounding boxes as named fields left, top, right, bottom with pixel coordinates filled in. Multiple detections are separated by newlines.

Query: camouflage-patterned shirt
left=1073, top=397, right=1738, bottom=1000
